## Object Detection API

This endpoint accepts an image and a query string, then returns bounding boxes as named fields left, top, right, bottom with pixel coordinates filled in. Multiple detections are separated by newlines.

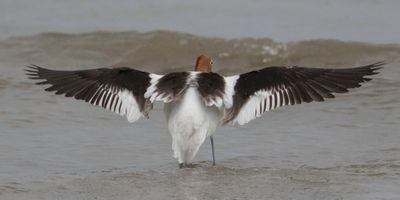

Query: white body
left=164, top=86, right=223, bottom=164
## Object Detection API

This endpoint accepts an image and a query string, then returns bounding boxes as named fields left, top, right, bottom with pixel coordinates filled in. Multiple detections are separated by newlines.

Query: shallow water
left=0, top=31, right=400, bottom=199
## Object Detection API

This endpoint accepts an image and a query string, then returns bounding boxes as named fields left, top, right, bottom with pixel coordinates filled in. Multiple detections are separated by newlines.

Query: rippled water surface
left=0, top=31, right=399, bottom=199
left=1, top=0, right=400, bottom=197
left=1, top=0, right=400, bottom=43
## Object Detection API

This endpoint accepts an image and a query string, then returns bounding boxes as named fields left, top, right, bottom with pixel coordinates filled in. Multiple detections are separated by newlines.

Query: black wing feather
left=223, top=62, right=383, bottom=124
left=25, top=65, right=152, bottom=116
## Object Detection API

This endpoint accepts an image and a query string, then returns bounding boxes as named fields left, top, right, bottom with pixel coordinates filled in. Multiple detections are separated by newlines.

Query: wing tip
left=352, top=61, right=384, bottom=78
left=370, top=61, right=385, bottom=71
left=25, top=64, right=51, bottom=81
left=25, top=64, right=42, bottom=71
left=364, top=61, right=385, bottom=78
left=25, top=64, right=39, bottom=78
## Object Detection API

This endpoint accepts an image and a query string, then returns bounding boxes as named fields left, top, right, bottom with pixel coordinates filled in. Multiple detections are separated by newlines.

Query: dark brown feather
left=223, top=62, right=383, bottom=124
left=25, top=65, right=152, bottom=115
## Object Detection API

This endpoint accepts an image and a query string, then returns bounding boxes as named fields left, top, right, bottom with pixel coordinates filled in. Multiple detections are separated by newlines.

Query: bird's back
left=164, top=86, right=223, bottom=164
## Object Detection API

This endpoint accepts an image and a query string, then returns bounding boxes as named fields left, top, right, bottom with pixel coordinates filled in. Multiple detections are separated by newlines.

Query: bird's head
left=194, top=54, right=213, bottom=73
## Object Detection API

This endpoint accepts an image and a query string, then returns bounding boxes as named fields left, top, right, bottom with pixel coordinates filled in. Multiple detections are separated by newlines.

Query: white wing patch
left=116, top=89, right=142, bottom=122
left=144, top=74, right=171, bottom=102
left=89, top=85, right=142, bottom=123
left=222, top=75, right=239, bottom=108
left=232, top=87, right=289, bottom=125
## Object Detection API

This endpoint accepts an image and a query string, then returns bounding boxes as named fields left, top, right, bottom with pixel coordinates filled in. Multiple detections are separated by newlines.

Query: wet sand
left=1, top=31, right=400, bottom=199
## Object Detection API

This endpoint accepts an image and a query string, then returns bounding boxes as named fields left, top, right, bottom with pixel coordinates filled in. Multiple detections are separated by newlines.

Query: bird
left=25, top=55, right=383, bottom=168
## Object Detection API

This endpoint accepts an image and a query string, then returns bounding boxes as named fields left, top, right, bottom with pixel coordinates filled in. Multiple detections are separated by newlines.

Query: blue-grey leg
left=210, top=136, right=216, bottom=166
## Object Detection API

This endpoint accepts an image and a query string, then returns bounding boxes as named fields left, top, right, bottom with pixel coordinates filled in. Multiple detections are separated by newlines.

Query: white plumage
left=165, top=86, right=222, bottom=164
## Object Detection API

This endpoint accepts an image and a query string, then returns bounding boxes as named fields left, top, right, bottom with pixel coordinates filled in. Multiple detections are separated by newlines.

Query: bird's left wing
left=26, top=65, right=173, bottom=122
left=222, top=62, right=383, bottom=125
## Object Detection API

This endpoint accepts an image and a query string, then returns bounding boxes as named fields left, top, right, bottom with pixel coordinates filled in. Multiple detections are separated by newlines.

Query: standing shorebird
left=26, top=55, right=383, bottom=168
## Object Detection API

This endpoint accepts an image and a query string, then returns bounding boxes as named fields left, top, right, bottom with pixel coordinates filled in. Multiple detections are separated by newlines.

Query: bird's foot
left=178, top=163, right=198, bottom=169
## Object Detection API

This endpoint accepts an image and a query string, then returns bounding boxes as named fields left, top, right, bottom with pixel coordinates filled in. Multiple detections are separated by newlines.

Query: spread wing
left=26, top=65, right=227, bottom=123
left=26, top=65, right=173, bottom=122
left=222, top=62, right=384, bottom=125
